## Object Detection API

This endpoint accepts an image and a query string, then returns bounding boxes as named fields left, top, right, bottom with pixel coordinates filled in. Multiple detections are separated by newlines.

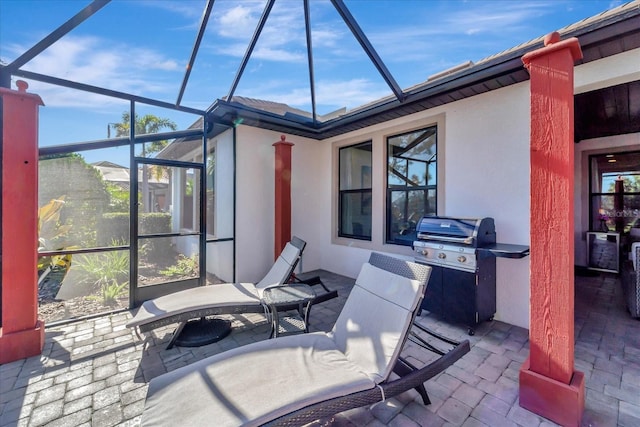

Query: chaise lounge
left=127, top=236, right=337, bottom=348
left=140, top=252, right=470, bottom=426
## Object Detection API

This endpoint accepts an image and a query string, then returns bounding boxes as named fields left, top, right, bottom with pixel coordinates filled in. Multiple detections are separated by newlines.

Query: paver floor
left=1, top=269, right=639, bottom=426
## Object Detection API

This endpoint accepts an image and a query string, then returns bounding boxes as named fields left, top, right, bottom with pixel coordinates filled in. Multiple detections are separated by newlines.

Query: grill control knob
left=438, top=252, right=446, bottom=259
left=421, top=249, right=429, bottom=256
left=457, top=256, right=467, bottom=263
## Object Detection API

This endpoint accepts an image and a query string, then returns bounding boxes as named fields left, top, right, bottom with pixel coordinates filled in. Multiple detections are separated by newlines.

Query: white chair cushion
left=329, top=263, right=424, bottom=383
left=126, top=283, right=260, bottom=328
left=255, top=254, right=297, bottom=292
left=142, top=333, right=374, bottom=427
left=279, top=242, right=301, bottom=265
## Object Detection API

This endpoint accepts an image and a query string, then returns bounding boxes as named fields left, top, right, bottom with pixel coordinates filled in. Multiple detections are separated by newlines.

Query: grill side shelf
left=479, top=243, right=530, bottom=259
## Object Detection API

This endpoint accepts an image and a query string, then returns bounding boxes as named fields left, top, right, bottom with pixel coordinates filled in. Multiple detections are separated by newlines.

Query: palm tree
left=111, top=112, right=177, bottom=212
left=112, top=112, right=177, bottom=155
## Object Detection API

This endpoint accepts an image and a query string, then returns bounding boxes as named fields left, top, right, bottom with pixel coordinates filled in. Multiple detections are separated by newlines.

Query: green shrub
left=160, top=254, right=199, bottom=278
left=97, top=213, right=129, bottom=246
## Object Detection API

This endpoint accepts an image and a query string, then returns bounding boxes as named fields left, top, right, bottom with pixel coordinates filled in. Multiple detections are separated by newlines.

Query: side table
left=262, top=284, right=315, bottom=338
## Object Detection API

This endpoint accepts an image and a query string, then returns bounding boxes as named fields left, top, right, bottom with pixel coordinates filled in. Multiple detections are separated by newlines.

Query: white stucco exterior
left=220, top=46, right=639, bottom=331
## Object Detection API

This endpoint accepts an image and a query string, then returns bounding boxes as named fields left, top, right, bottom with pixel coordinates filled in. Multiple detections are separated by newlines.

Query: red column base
left=519, top=358, right=585, bottom=427
left=0, top=320, right=45, bottom=364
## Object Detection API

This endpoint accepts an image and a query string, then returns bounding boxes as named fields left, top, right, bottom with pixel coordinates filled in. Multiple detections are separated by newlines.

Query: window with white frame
left=386, top=126, right=437, bottom=245
left=339, top=141, right=372, bottom=240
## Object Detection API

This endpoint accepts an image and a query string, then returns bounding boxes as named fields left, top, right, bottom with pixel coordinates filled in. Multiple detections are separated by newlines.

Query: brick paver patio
left=1, top=269, right=639, bottom=426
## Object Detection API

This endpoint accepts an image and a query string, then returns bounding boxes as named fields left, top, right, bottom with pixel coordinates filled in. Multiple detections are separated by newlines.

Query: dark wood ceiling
left=575, top=80, right=640, bottom=142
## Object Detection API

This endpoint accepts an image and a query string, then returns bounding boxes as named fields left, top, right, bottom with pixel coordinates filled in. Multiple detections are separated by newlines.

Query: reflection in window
left=386, top=126, right=437, bottom=245
left=590, top=151, right=640, bottom=233
left=339, top=141, right=372, bottom=240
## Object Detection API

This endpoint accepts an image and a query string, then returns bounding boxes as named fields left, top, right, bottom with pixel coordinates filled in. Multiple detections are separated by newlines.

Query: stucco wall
left=229, top=47, right=639, bottom=330
left=233, top=126, right=323, bottom=284
left=314, top=83, right=532, bottom=329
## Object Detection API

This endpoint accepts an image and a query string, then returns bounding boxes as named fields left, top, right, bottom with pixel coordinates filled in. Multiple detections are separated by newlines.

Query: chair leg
left=167, top=321, right=187, bottom=350
left=394, top=357, right=432, bottom=405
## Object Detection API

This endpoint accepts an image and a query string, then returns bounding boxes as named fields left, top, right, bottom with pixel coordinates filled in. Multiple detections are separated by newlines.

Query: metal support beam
left=6, top=0, right=110, bottom=71
left=303, top=0, right=317, bottom=124
left=226, top=0, right=276, bottom=101
left=13, top=69, right=205, bottom=116
left=330, top=0, right=404, bottom=102
left=177, top=0, right=215, bottom=106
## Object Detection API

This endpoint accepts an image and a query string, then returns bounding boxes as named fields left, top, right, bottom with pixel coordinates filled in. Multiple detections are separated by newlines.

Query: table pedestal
left=172, top=318, right=232, bottom=348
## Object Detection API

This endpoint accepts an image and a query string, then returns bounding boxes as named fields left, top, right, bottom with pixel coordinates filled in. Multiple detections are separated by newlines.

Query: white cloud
left=211, top=1, right=307, bottom=62
left=242, top=77, right=389, bottom=111
left=15, top=36, right=182, bottom=108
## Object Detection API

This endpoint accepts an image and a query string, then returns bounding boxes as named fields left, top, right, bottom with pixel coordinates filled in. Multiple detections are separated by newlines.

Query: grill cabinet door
left=422, top=265, right=443, bottom=316
left=442, top=269, right=478, bottom=325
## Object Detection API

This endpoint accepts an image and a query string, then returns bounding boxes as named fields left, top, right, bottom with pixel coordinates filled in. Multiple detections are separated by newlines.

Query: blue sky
left=0, top=0, right=623, bottom=164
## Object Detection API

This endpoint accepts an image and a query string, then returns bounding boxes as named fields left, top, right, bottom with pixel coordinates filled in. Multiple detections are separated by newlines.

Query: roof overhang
left=206, top=4, right=640, bottom=141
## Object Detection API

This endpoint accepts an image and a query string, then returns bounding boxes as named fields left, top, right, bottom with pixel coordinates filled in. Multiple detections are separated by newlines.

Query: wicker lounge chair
left=140, top=253, right=470, bottom=426
left=127, top=236, right=337, bottom=348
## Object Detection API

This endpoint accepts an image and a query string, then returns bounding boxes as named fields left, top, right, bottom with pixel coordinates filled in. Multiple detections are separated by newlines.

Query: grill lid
left=416, top=216, right=496, bottom=246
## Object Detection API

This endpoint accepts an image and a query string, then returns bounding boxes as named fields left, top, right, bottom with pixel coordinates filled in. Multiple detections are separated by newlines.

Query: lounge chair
left=127, top=236, right=337, bottom=348
left=141, top=253, right=470, bottom=426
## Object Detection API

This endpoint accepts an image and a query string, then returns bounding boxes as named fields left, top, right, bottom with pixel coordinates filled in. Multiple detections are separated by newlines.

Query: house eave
left=206, top=5, right=640, bottom=141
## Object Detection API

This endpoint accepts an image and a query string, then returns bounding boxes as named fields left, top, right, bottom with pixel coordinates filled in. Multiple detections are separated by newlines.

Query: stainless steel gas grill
left=413, top=216, right=529, bottom=334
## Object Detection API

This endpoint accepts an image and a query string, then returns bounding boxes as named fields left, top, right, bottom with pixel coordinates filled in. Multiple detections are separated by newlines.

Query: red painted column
left=0, top=81, right=45, bottom=364
left=273, top=135, right=294, bottom=259
left=519, top=33, right=585, bottom=426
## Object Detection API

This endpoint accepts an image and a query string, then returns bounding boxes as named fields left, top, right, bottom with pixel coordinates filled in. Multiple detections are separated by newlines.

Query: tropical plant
left=38, top=197, right=73, bottom=281
left=75, top=241, right=129, bottom=306
left=111, top=112, right=177, bottom=212
left=38, top=154, right=111, bottom=247
left=112, top=112, right=177, bottom=155
left=90, top=279, right=129, bottom=307
left=160, top=254, right=199, bottom=278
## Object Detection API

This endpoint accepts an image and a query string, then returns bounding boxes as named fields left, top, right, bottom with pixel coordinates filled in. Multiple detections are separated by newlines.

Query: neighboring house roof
left=92, top=162, right=169, bottom=189
left=205, top=1, right=640, bottom=140
left=92, top=162, right=130, bottom=184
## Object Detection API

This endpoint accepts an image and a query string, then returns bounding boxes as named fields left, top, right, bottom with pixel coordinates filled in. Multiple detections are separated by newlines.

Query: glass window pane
left=39, top=152, right=129, bottom=250
left=138, top=166, right=200, bottom=233
left=428, top=162, right=437, bottom=186
left=138, top=235, right=200, bottom=287
left=408, top=160, right=426, bottom=186
left=339, top=142, right=372, bottom=190
left=39, top=249, right=130, bottom=323
left=386, top=126, right=437, bottom=245
left=206, top=147, right=215, bottom=236
left=388, top=157, right=406, bottom=187
left=339, top=191, right=371, bottom=239
left=208, top=132, right=234, bottom=240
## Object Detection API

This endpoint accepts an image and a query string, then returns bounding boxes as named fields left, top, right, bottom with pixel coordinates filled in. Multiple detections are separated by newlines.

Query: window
left=589, top=151, right=640, bottom=233
left=386, top=126, right=437, bottom=245
left=339, top=142, right=372, bottom=240
left=206, top=147, right=215, bottom=236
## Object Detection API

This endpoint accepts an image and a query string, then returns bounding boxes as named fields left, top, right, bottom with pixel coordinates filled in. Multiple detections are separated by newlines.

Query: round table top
left=262, top=283, right=315, bottom=306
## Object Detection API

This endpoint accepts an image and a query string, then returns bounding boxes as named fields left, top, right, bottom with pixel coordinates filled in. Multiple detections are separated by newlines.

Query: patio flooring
left=1, top=269, right=639, bottom=426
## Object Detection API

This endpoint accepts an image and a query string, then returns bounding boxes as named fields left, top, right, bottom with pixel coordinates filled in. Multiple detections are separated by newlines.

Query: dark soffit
left=206, top=5, right=640, bottom=141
